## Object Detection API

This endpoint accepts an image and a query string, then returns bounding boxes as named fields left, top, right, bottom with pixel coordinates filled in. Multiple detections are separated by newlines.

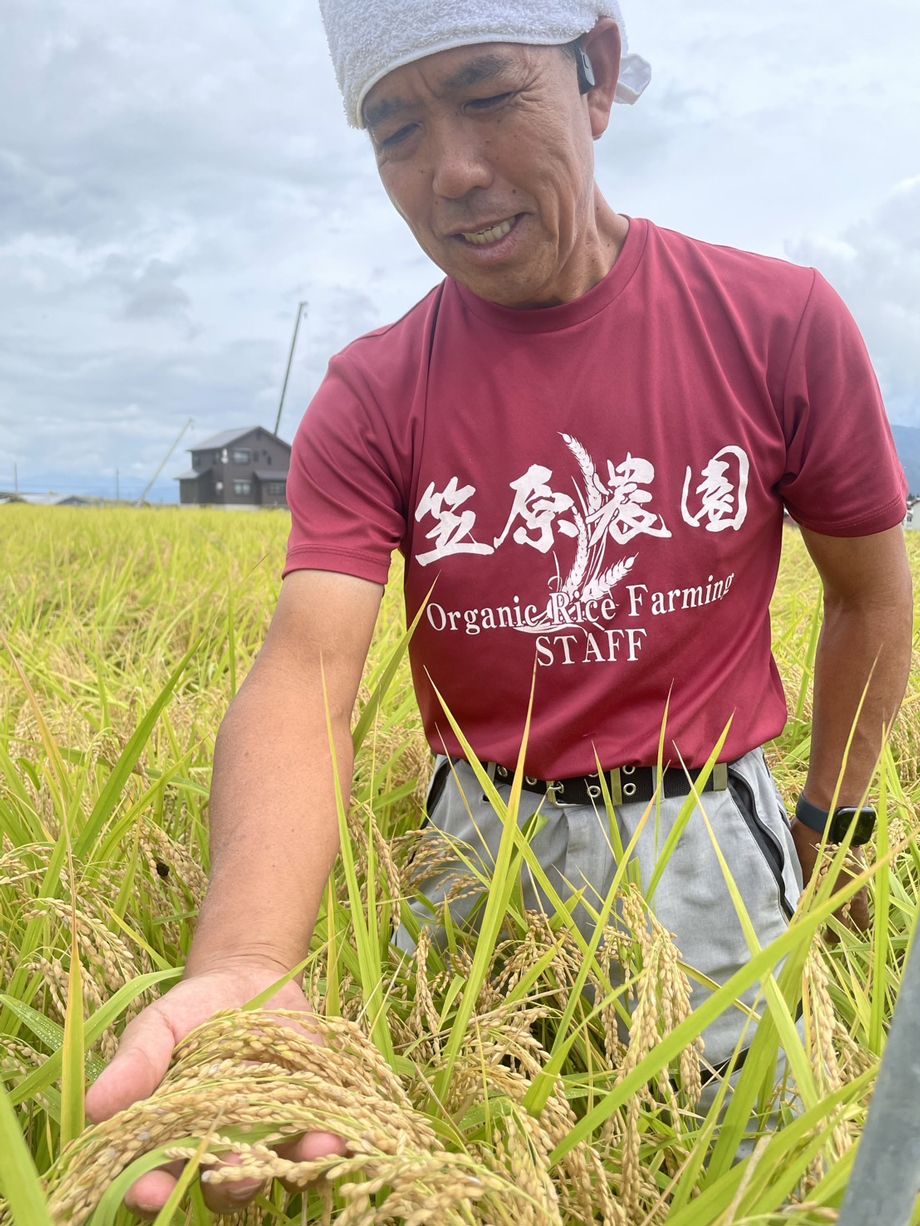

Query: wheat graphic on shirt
left=559, top=433, right=637, bottom=604
left=515, top=435, right=639, bottom=633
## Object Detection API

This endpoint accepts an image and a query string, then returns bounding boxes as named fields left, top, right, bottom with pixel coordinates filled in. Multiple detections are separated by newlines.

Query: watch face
left=830, top=807, right=876, bottom=844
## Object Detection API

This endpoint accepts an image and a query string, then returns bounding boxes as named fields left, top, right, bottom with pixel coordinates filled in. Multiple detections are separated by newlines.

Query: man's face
left=363, top=42, right=604, bottom=309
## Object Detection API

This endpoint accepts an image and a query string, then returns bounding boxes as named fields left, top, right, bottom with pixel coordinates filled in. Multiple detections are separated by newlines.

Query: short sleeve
left=779, top=271, right=907, bottom=536
left=283, top=351, right=408, bottom=584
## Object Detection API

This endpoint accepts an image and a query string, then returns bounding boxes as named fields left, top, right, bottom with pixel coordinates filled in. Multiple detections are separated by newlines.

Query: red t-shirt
left=284, top=218, right=907, bottom=776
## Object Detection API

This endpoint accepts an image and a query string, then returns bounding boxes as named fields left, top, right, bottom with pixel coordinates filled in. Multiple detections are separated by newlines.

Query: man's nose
left=429, top=125, right=493, bottom=199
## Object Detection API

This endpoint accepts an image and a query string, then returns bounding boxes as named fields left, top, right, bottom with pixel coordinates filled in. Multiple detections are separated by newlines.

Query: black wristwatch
left=795, top=795, right=877, bottom=845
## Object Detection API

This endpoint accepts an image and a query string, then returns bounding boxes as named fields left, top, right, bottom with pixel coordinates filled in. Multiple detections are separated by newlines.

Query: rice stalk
left=0, top=507, right=917, bottom=1225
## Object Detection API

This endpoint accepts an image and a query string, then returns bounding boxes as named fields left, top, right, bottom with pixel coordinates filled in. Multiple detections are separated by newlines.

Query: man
left=87, top=1, right=912, bottom=1216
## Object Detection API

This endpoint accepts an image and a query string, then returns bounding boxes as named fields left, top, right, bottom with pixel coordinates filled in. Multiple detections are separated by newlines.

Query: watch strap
left=795, top=794, right=833, bottom=833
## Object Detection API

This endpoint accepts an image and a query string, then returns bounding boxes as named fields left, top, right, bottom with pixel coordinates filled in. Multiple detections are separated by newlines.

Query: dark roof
left=190, top=427, right=262, bottom=451
left=253, top=469, right=288, bottom=482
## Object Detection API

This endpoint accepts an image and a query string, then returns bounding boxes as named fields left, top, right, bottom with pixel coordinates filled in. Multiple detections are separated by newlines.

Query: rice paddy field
left=1, top=504, right=918, bottom=1225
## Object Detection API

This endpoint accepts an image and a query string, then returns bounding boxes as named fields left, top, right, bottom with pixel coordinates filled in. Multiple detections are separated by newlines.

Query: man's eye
left=381, top=124, right=417, bottom=149
left=468, top=92, right=513, bottom=111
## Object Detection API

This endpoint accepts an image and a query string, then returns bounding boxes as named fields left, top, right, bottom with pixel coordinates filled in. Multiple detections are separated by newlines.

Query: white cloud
left=120, top=259, right=192, bottom=323
left=0, top=0, right=917, bottom=496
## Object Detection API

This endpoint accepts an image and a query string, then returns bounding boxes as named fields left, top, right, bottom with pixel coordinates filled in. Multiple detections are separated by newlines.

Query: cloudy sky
left=2, top=0, right=918, bottom=501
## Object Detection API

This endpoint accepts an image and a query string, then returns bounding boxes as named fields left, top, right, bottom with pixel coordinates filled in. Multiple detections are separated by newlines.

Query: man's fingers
left=275, top=1130, right=349, bottom=1194
left=200, top=1152, right=267, bottom=1215
left=282, top=1129, right=348, bottom=1162
left=852, top=890, right=871, bottom=930
left=839, top=883, right=871, bottom=932
left=124, top=1161, right=185, bottom=1221
left=85, top=1007, right=178, bottom=1123
left=192, top=1134, right=348, bottom=1213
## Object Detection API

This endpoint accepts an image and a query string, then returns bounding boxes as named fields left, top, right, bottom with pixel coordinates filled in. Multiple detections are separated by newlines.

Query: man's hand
left=85, top=962, right=347, bottom=1220
left=790, top=818, right=869, bottom=933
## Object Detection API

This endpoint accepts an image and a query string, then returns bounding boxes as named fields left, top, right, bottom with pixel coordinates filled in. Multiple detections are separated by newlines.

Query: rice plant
left=0, top=505, right=918, bottom=1224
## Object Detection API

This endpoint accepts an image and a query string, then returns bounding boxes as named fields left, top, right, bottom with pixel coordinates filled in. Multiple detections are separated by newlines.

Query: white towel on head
left=319, top=0, right=652, bottom=128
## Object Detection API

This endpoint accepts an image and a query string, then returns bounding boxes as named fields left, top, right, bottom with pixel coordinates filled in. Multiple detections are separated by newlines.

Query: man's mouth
left=457, top=216, right=519, bottom=246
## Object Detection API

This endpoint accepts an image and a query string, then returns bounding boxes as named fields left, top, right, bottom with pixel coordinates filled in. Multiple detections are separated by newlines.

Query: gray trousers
left=395, top=747, right=804, bottom=1076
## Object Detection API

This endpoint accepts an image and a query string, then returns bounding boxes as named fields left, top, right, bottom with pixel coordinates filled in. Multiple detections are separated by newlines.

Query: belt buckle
left=546, top=780, right=578, bottom=808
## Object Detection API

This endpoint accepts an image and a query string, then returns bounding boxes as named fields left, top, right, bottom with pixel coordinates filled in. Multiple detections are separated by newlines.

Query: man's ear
left=581, top=18, right=622, bottom=139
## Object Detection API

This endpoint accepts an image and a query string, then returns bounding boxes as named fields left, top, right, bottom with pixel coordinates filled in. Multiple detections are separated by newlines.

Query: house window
left=264, top=481, right=285, bottom=498
left=233, top=480, right=252, bottom=496
left=231, top=448, right=251, bottom=463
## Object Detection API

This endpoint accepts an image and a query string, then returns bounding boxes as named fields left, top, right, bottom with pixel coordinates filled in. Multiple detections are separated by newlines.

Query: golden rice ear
left=2, top=512, right=916, bottom=1226
left=802, top=945, right=856, bottom=1170
left=41, top=1004, right=626, bottom=1226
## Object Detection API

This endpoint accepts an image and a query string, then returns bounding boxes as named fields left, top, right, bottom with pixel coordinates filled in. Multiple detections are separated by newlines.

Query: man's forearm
left=803, top=595, right=912, bottom=811
left=185, top=662, right=351, bottom=977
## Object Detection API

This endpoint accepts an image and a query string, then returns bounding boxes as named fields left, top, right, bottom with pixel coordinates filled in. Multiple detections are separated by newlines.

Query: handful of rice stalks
left=33, top=1004, right=629, bottom=1225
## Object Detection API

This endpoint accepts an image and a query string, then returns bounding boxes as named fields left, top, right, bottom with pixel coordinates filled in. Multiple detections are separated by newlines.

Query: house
left=175, top=427, right=291, bottom=508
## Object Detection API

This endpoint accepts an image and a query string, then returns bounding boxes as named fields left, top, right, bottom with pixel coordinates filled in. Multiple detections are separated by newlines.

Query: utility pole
left=273, top=300, right=308, bottom=438
left=115, top=468, right=120, bottom=502
left=13, top=463, right=18, bottom=494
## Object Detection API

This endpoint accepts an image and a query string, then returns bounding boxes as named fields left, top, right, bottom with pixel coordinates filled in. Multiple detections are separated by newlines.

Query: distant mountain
left=892, top=424, right=920, bottom=497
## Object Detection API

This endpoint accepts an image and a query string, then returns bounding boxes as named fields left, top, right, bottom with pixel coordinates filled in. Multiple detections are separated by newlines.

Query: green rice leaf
left=150, top=1129, right=214, bottom=1226
left=8, top=969, right=180, bottom=1106
left=75, top=632, right=205, bottom=859
left=0, top=997, right=67, bottom=1057
left=322, top=662, right=394, bottom=1064
left=351, top=587, right=430, bottom=755
left=644, top=723, right=732, bottom=903
left=60, top=921, right=86, bottom=1148
left=0, top=1077, right=55, bottom=1225
left=429, top=672, right=535, bottom=1104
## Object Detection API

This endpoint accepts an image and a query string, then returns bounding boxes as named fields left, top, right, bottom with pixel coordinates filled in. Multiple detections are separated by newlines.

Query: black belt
left=486, top=761, right=729, bottom=807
